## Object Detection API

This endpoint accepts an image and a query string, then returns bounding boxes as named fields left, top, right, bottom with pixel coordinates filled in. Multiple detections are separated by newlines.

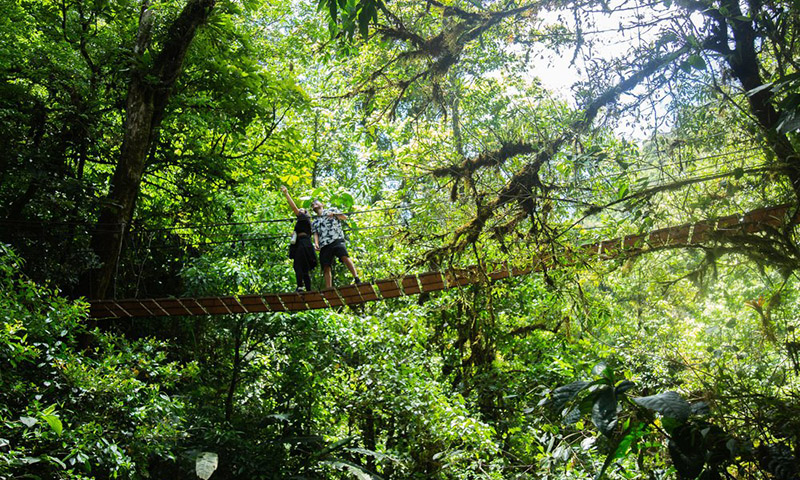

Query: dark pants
left=319, top=239, right=349, bottom=267
left=294, top=264, right=312, bottom=290
left=291, top=236, right=317, bottom=290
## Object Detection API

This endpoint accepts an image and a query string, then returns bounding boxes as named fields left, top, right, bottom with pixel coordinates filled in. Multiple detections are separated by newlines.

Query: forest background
left=1, top=0, right=799, bottom=478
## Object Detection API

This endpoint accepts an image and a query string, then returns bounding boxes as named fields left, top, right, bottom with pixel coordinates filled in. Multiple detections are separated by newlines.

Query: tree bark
left=710, top=0, right=800, bottom=196
left=225, top=320, right=244, bottom=422
left=362, top=408, right=376, bottom=471
left=85, top=0, right=216, bottom=298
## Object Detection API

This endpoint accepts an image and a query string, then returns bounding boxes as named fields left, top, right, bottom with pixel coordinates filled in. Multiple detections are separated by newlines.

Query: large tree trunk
left=717, top=0, right=800, bottom=197
left=85, top=0, right=216, bottom=299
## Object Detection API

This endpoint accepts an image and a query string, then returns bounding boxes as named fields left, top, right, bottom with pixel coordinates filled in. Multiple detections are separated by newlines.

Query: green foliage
left=541, top=365, right=732, bottom=479
left=0, top=245, right=196, bottom=478
left=632, top=391, right=691, bottom=422
left=533, top=254, right=800, bottom=479
left=748, top=71, right=800, bottom=134
left=318, top=0, right=382, bottom=41
left=2, top=0, right=800, bottom=478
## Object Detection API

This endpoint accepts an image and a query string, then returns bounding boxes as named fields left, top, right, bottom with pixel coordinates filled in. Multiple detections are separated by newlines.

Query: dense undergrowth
left=2, top=242, right=799, bottom=479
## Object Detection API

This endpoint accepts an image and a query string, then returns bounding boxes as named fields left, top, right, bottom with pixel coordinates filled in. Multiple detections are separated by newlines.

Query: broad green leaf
left=542, top=380, right=590, bottom=410
left=616, top=182, right=629, bottom=200
left=195, top=452, right=218, bottom=480
left=614, top=380, right=635, bottom=395
left=613, top=430, right=635, bottom=459
left=323, top=459, right=372, bottom=480
left=691, top=401, right=710, bottom=416
left=746, top=82, right=774, bottom=96
left=357, top=2, right=373, bottom=38
left=591, top=387, right=617, bottom=437
left=563, top=406, right=581, bottom=425
left=312, top=435, right=357, bottom=459
left=44, top=454, right=66, bottom=469
left=19, top=416, right=37, bottom=428
left=633, top=391, right=690, bottom=422
left=41, top=414, right=63, bottom=436
left=688, top=54, right=706, bottom=70
left=777, top=113, right=800, bottom=134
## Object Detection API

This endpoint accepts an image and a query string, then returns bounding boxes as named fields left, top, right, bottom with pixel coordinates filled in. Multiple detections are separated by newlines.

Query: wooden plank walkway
left=89, top=204, right=798, bottom=319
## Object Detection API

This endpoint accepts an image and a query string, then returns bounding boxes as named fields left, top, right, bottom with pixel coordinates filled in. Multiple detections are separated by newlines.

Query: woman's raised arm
left=280, top=185, right=300, bottom=215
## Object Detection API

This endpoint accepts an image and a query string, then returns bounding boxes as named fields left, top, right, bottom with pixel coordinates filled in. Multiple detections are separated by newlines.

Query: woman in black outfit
left=281, top=186, right=317, bottom=292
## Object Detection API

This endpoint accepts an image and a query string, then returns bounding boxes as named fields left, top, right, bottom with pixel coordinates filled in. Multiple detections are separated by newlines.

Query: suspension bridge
left=88, top=203, right=799, bottom=319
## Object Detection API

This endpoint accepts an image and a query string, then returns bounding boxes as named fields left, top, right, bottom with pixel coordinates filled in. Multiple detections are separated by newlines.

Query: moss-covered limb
left=430, top=140, right=538, bottom=179
left=419, top=46, right=708, bottom=263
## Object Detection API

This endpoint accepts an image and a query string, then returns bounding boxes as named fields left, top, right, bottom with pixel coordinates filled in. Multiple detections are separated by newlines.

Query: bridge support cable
left=88, top=204, right=799, bottom=319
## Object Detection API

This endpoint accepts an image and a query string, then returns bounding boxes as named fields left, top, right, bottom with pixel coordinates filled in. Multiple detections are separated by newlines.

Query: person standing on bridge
left=281, top=186, right=317, bottom=292
left=310, top=198, right=361, bottom=288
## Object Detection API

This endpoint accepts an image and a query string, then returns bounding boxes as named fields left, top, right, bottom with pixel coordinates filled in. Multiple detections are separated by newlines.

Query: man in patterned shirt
left=311, top=199, right=361, bottom=288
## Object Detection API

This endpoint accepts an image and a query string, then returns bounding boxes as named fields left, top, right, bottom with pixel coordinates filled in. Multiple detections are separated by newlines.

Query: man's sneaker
left=295, top=287, right=306, bottom=293
left=354, top=277, right=366, bottom=285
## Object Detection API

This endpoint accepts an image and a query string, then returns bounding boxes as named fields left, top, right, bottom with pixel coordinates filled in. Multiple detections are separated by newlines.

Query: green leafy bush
left=0, top=245, right=198, bottom=478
